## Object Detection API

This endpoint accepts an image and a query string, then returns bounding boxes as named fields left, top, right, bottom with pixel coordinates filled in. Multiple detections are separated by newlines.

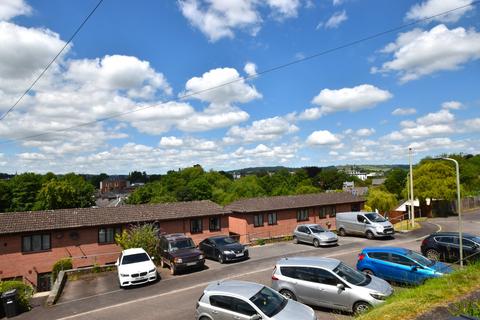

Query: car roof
left=429, top=232, right=478, bottom=238
left=299, top=224, right=322, bottom=228
left=204, top=280, right=263, bottom=299
left=362, top=247, right=410, bottom=254
left=121, top=248, right=147, bottom=255
left=276, top=257, right=340, bottom=270
left=207, top=235, right=230, bottom=240
left=163, top=233, right=190, bottom=241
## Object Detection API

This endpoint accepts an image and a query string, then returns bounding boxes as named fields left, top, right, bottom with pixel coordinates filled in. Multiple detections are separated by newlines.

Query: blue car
left=356, top=247, right=452, bottom=285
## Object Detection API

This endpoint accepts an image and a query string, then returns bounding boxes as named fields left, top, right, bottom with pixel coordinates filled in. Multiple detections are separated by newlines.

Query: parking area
left=18, top=218, right=461, bottom=320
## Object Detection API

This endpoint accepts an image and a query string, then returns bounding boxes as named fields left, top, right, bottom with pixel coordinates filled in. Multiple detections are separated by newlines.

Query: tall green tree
left=0, top=180, right=12, bottom=212
left=9, top=173, right=43, bottom=212
left=366, top=187, right=398, bottom=213
left=410, top=161, right=457, bottom=217
left=36, top=180, right=76, bottom=210
left=384, top=168, right=408, bottom=199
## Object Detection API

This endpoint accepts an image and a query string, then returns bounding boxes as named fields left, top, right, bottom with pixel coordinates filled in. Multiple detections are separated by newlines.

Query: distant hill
left=227, top=166, right=297, bottom=175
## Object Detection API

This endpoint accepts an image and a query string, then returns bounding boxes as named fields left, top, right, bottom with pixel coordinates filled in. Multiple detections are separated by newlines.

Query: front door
left=314, top=268, right=352, bottom=310
left=37, top=273, right=52, bottom=292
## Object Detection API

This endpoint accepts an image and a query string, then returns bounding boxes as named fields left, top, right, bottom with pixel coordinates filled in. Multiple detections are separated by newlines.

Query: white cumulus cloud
left=406, top=0, right=474, bottom=23
left=300, top=84, right=392, bottom=120
left=306, top=130, right=340, bottom=145
left=373, top=24, right=480, bottom=82
left=324, top=10, right=348, bottom=29
left=225, top=116, right=298, bottom=143
left=0, top=0, right=31, bottom=21
left=392, top=108, right=417, bottom=116
left=244, top=62, right=257, bottom=76
left=442, top=100, right=463, bottom=110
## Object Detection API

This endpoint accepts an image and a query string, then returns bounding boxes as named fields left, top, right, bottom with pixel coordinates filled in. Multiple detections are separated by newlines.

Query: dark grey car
left=293, top=224, right=338, bottom=247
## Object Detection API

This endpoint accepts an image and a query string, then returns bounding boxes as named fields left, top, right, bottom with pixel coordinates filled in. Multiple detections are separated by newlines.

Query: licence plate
left=235, top=253, right=244, bottom=257
left=186, top=262, right=197, bottom=266
left=386, top=230, right=393, bottom=234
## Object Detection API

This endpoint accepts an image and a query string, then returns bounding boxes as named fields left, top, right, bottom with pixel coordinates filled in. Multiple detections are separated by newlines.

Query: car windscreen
left=405, top=250, right=435, bottom=267
left=121, top=253, right=150, bottom=265
left=473, top=237, right=480, bottom=246
left=250, top=286, right=287, bottom=317
left=310, top=225, right=326, bottom=233
left=212, top=237, right=237, bottom=246
left=364, top=213, right=387, bottom=223
left=333, top=262, right=370, bottom=286
left=170, top=239, right=195, bottom=251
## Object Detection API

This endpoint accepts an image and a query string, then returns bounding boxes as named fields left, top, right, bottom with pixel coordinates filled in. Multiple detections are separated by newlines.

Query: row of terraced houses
left=0, top=192, right=364, bottom=291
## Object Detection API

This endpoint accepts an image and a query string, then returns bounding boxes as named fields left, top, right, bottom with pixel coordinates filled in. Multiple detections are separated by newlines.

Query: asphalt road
left=19, top=210, right=480, bottom=320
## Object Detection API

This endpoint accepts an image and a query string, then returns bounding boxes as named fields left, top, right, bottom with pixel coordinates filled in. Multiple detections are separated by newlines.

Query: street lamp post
left=433, top=157, right=463, bottom=267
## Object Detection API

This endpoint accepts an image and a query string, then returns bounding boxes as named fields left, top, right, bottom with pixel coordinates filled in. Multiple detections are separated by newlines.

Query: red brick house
left=225, top=193, right=365, bottom=243
left=0, top=200, right=229, bottom=291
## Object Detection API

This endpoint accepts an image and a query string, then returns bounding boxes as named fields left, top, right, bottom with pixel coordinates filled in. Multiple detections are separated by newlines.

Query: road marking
left=57, top=224, right=441, bottom=319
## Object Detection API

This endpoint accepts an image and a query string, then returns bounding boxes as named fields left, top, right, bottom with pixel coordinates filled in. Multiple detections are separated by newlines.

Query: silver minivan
left=196, top=280, right=317, bottom=320
left=293, top=224, right=338, bottom=247
left=271, top=257, right=393, bottom=314
left=336, top=212, right=394, bottom=239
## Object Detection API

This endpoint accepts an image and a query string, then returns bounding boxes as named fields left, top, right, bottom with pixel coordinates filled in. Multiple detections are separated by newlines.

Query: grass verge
left=394, top=217, right=427, bottom=232
left=356, top=262, right=480, bottom=320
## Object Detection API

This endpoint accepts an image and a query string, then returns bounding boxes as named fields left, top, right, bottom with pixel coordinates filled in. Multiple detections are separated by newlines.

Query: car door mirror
left=250, top=314, right=262, bottom=320
left=410, top=265, right=418, bottom=271
left=337, top=283, right=345, bottom=290
left=115, top=259, right=119, bottom=267
left=151, top=256, right=155, bottom=261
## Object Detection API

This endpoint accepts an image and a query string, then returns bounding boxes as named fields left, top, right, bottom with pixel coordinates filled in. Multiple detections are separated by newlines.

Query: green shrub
left=92, top=263, right=102, bottom=273
left=52, top=258, right=73, bottom=283
left=256, top=238, right=266, bottom=246
left=283, top=235, right=293, bottom=242
left=450, top=300, right=480, bottom=317
left=0, top=281, right=33, bottom=311
left=115, top=224, right=160, bottom=262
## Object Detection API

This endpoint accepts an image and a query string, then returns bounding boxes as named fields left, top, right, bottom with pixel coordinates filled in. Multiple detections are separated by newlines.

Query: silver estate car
left=196, top=280, right=317, bottom=320
left=271, top=257, right=393, bottom=314
left=293, top=224, right=338, bottom=247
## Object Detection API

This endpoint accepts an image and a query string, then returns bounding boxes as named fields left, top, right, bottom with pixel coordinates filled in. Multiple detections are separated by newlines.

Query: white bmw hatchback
left=116, top=248, right=157, bottom=288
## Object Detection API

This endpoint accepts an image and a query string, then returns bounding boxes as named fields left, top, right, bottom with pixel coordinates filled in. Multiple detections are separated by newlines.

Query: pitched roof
left=225, top=192, right=365, bottom=213
left=0, top=200, right=229, bottom=235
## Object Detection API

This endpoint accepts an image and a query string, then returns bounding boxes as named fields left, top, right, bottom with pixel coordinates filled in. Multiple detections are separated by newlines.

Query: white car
left=116, top=248, right=157, bottom=288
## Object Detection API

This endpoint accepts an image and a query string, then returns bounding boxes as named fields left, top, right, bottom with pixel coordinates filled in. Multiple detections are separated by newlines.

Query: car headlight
left=376, top=226, right=384, bottom=232
left=370, top=293, right=387, bottom=300
left=174, top=257, right=183, bottom=263
left=149, top=268, right=156, bottom=273
left=120, top=273, right=129, bottom=277
left=199, top=254, right=204, bottom=260
left=223, top=250, right=234, bottom=255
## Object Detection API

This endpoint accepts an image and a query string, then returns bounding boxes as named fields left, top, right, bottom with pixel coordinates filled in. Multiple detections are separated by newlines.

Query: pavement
left=15, top=209, right=480, bottom=320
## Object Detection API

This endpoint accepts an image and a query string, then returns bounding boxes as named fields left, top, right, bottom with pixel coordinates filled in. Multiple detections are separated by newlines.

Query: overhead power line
left=0, top=0, right=104, bottom=121
left=0, top=0, right=478, bottom=145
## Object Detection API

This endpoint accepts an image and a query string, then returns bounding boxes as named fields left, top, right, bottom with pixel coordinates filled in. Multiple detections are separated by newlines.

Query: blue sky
left=0, top=0, right=479, bottom=173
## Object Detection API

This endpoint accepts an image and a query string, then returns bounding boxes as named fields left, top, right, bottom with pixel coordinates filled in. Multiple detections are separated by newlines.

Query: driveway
left=15, top=218, right=453, bottom=320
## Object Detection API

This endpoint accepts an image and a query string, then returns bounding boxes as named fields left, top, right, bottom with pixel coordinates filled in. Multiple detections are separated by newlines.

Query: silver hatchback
left=271, top=257, right=393, bottom=314
left=196, top=280, right=317, bottom=320
left=293, top=224, right=338, bottom=247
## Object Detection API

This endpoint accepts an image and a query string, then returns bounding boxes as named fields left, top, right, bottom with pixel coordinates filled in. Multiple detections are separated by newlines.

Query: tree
left=9, top=173, right=43, bottom=212
left=410, top=161, right=456, bottom=217
left=36, top=180, right=76, bottom=210
left=115, top=224, right=160, bottom=261
left=61, top=173, right=95, bottom=208
left=314, top=168, right=350, bottom=190
left=0, top=180, right=12, bottom=212
left=384, top=168, right=408, bottom=199
left=366, top=187, right=398, bottom=214
left=128, top=171, right=148, bottom=183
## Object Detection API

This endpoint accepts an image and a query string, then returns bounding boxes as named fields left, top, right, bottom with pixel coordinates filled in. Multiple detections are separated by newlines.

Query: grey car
left=271, top=257, right=393, bottom=314
left=196, top=280, right=317, bottom=320
left=293, top=224, right=338, bottom=247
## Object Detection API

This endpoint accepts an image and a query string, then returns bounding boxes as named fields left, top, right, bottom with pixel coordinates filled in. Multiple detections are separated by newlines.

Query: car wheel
left=366, top=231, right=374, bottom=240
left=425, top=249, right=440, bottom=261
left=199, top=317, right=211, bottom=320
left=338, top=228, right=346, bottom=237
left=293, top=236, right=298, bottom=244
left=280, top=289, right=297, bottom=301
left=218, top=253, right=224, bottom=264
left=353, top=301, right=371, bottom=314
left=170, top=264, right=177, bottom=275
left=363, top=269, right=375, bottom=276
left=313, top=239, right=320, bottom=248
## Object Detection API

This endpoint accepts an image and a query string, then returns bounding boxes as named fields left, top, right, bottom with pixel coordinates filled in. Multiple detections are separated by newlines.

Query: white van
left=335, top=212, right=394, bottom=239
